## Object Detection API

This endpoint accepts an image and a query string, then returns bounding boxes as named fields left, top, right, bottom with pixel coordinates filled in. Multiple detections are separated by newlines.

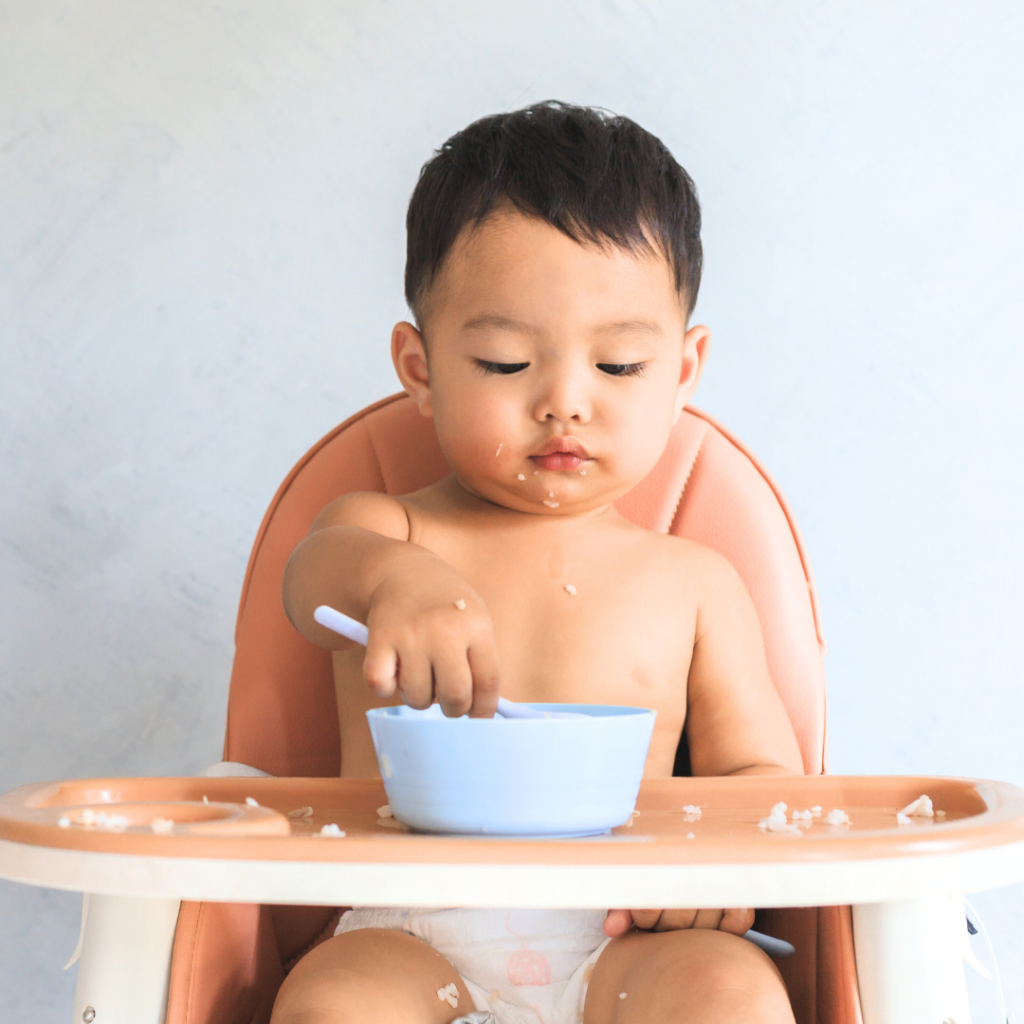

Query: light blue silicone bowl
left=366, top=703, right=657, bottom=836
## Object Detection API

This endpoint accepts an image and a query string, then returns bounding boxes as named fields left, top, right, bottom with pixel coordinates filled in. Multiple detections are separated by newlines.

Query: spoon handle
left=313, top=605, right=368, bottom=646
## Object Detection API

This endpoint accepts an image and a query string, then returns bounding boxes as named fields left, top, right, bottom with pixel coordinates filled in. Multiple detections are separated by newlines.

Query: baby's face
left=394, top=210, right=709, bottom=515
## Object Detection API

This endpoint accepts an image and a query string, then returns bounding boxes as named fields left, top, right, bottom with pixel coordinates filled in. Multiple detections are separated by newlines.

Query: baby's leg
left=584, top=928, right=795, bottom=1024
left=270, top=928, right=473, bottom=1024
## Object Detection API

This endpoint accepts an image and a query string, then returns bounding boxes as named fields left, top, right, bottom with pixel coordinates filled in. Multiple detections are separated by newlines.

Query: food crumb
left=758, top=802, right=801, bottom=833
left=686, top=832, right=696, bottom=839
left=564, top=583, right=577, bottom=595
left=151, top=817, right=174, bottom=834
left=315, top=823, right=346, bottom=838
left=57, top=816, right=70, bottom=829
left=898, top=795, right=935, bottom=818
left=533, top=470, right=539, bottom=475
left=580, top=469, right=586, bottom=475
left=682, top=804, right=702, bottom=819
left=542, top=500, right=560, bottom=507
left=619, top=992, right=627, bottom=999
left=810, top=806, right=821, bottom=816
left=437, top=982, right=459, bottom=1008
left=202, top=796, right=209, bottom=805
left=287, top=806, right=314, bottom=820
left=825, top=809, right=851, bottom=826
left=496, top=444, right=503, bottom=456
left=245, top=797, right=259, bottom=807
left=454, top=598, right=467, bottom=611
left=377, top=804, right=394, bottom=818
left=791, top=809, right=813, bottom=822
left=517, top=473, right=526, bottom=481
left=896, top=812, right=912, bottom=826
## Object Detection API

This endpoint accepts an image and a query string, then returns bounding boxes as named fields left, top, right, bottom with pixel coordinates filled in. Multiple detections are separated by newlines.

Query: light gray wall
left=2, top=2, right=1021, bottom=1018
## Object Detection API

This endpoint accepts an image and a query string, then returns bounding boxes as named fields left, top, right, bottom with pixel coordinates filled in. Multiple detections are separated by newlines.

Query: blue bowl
left=366, top=703, right=656, bottom=836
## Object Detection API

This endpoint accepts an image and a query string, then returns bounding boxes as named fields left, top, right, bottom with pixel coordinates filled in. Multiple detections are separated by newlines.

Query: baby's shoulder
left=625, top=524, right=741, bottom=594
left=311, top=490, right=411, bottom=541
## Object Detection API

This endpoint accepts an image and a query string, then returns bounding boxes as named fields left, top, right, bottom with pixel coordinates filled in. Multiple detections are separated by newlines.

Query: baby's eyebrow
left=593, top=318, right=664, bottom=337
left=461, top=313, right=538, bottom=335
left=461, top=314, right=664, bottom=337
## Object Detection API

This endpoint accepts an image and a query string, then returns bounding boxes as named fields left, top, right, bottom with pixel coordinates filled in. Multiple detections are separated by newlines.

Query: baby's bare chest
left=422, top=522, right=698, bottom=709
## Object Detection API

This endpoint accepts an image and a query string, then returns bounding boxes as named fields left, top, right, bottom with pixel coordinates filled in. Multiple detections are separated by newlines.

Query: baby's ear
left=391, top=321, right=433, bottom=417
left=673, top=324, right=711, bottom=424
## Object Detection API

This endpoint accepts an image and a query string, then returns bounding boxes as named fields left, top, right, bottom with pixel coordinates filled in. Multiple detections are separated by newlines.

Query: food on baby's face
left=454, top=598, right=467, bottom=610
left=245, top=797, right=259, bottom=807
left=542, top=500, right=560, bottom=508
left=517, top=474, right=526, bottom=481
left=564, top=584, right=577, bottom=595
left=495, top=444, right=503, bottom=456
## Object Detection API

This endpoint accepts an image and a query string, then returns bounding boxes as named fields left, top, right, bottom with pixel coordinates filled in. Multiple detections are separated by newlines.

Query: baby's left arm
left=605, top=550, right=802, bottom=940
left=684, top=549, right=804, bottom=778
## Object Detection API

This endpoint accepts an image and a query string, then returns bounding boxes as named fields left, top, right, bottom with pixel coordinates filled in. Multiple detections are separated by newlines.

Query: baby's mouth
left=529, top=452, right=586, bottom=472
left=529, top=436, right=590, bottom=473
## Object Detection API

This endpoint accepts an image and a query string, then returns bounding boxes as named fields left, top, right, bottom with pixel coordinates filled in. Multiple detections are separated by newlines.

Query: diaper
left=334, top=907, right=611, bottom=1024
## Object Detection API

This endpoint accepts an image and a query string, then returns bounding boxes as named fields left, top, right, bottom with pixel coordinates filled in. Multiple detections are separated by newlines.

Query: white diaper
left=334, top=907, right=611, bottom=1024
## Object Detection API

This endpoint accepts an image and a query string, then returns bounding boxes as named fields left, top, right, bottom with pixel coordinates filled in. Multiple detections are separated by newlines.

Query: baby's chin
left=453, top=469, right=635, bottom=516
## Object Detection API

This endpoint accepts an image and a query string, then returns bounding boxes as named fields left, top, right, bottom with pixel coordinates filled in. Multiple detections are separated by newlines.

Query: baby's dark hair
left=405, top=101, right=703, bottom=323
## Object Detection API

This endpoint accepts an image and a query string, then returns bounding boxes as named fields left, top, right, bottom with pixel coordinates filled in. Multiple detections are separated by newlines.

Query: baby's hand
left=363, top=568, right=500, bottom=719
left=603, top=908, right=754, bottom=937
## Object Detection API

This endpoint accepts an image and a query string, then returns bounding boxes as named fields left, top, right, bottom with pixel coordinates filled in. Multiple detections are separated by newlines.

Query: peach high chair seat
left=164, top=394, right=861, bottom=1024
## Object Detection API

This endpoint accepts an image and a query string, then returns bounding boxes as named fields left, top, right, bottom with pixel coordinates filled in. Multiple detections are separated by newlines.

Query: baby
left=274, top=102, right=802, bottom=1024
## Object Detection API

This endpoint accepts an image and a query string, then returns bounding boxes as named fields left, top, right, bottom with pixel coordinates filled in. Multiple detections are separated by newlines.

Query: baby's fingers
left=362, top=639, right=398, bottom=699
left=718, top=908, right=755, bottom=936
left=432, top=646, right=474, bottom=718
left=467, top=639, right=500, bottom=719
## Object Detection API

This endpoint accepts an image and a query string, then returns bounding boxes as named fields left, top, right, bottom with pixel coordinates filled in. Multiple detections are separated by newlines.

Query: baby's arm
left=605, top=551, right=802, bottom=940
left=282, top=492, right=500, bottom=717
left=685, top=551, right=804, bottom=777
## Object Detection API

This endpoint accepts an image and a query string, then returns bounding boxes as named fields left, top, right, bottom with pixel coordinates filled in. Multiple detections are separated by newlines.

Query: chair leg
left=72, top=894, right=181, bottom=1024
left=852, top=894, right=972, bottom=1024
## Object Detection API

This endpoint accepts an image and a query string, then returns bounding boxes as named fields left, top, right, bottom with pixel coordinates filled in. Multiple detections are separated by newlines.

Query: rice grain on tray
left=315, top=823, right=346, bottom=837
left=825, top=809, right=851, bottom=826
left=758, top=802, right=800, bottom=833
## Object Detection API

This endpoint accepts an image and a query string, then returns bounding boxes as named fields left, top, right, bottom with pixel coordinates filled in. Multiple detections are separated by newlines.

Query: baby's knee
left=270, top=928, right=468, bottom=1024
left=670, top=932, right=793, bottom=1023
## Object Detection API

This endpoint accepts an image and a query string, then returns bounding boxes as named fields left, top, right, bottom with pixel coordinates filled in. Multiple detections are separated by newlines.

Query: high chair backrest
left=222, top=393, right=827, bottom=776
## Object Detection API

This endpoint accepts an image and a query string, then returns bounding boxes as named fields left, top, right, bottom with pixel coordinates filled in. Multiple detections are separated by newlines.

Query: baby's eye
left=476, top=360, right=530, bottom=375
left=597, top=362, right=647, bottom=378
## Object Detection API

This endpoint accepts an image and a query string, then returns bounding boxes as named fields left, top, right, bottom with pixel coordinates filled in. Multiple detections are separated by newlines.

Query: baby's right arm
left=282, top=492, right=500, bottom=717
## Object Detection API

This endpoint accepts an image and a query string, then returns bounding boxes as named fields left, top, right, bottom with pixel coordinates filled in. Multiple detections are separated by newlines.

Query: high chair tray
left=2, top=775, right=1024, bottom=908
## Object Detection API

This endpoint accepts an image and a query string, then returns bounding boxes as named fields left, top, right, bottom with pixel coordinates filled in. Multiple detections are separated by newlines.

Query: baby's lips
left=530, top=452, right=584, bottom=472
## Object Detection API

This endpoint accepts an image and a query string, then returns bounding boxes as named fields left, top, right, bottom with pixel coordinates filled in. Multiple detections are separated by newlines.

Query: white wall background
left=2, top=1, right=1022, bottom=1019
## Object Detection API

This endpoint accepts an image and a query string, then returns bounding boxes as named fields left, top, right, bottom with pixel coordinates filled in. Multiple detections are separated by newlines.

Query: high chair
left=5, top=393, right=1022, bottom=1024
left=165, top=392, right=855, bottom=1024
